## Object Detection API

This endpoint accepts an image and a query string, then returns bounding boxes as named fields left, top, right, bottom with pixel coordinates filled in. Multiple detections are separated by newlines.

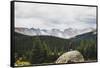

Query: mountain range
left=15, top=27, right=96, bottom=39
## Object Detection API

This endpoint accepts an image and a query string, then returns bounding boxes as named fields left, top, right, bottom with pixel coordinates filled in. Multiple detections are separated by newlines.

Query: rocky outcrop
left=55, top=50, right=84, bottom=63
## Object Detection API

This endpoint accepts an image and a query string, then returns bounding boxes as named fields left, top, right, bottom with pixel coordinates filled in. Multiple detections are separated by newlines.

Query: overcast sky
left=15, top=2, right=96, bottom=30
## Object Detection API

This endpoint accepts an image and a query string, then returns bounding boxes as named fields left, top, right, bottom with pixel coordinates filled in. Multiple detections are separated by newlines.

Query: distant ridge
left=15, top=27, right=96, bottom=39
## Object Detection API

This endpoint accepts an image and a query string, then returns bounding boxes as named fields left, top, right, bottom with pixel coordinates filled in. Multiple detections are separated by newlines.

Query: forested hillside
left=14, top=31, right=97, bottom=65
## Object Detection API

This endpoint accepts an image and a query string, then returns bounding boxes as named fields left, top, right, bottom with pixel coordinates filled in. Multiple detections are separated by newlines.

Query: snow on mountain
left=15, top=27, right=96, bottom=39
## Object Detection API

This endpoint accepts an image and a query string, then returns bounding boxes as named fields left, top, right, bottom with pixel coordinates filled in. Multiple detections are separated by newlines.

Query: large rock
left=55, top=50, right=84, bottom=63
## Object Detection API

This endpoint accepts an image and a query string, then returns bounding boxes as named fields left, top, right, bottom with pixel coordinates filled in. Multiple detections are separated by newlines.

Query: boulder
left=55, top=50, right=84, bottom=63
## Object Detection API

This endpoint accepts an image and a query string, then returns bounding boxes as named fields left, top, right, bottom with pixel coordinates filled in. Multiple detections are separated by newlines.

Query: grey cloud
left=15, top=2, right=96, bottom=30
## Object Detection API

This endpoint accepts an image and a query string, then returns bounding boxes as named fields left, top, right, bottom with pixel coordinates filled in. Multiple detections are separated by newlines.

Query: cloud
left=15, top=2, right=96, bottom=30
